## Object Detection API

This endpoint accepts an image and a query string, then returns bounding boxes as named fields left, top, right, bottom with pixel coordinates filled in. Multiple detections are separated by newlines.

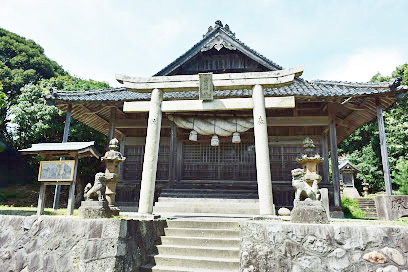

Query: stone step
left=161, top=188, right=257, bottom=193
left=155, top=201, right=258, bottom=210
left=365, top=212, right=378, bottom=216
left=166, top=220, right=239, bottom=230
left=117, top=205, right=138, bottom=212
left=175, top=180, right=258, bottom=185
left=356, top=201, right=376, bottom=204
left=149, top=255, right=239, bottom=271
left=153, top=206, right=259, bottom=215
left=159, top=193, right=259, bottom=199
left=164, top=228, right=239, bottom=238
left=160, top=236, right=240, bottom=248
left=140, top=264, right=233, bottom=272
left=156, top=245, right=239, bottom=259
left=360, top=208, right=377, bottom=211
left=158, top=197, right=259, bottom=203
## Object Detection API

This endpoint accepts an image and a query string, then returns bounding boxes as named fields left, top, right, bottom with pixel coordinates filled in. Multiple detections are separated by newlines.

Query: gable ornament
left=201, top=34, right=236, bottom=52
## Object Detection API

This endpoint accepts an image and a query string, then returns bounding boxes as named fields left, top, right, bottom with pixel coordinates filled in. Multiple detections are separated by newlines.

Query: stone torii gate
left=116, top=66, right=304, bottom=217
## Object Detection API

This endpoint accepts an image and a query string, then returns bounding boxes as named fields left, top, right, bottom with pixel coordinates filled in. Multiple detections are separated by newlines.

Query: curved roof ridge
left=310, top=79, right=391, bottom=88
left=52, top=87, right=127, bottom=96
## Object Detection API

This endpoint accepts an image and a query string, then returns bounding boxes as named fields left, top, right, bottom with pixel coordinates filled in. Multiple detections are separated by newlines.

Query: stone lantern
left=296, top=137, right=323, bottom=187
left=101, top=138, right=126, bottom=215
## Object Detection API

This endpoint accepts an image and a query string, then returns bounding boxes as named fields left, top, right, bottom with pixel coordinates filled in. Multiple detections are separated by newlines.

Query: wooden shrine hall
left=48, top=21, right=407, bottom=216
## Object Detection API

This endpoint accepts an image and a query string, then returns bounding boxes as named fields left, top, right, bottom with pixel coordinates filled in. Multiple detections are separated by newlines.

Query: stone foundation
left=241, top=221, right=408, bottom=272
left=0, top=215, right=166, bottom=271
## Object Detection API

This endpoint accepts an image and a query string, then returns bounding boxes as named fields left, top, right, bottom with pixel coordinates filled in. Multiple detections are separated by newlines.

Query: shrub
left=341, top=197, right=366, bottom=219
left=392, top=157, right=408, bottom=195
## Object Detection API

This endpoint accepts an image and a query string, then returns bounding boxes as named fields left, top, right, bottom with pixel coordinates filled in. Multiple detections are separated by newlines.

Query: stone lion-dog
left=291, top=168, right=320, bottom=201
left=84, top=172, right=107, bottom=201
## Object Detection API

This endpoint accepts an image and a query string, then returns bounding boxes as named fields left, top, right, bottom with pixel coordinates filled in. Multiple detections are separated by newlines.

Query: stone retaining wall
left=241, top=221, right=408, bottom=272
left=0, top=215, right=166, bottom=272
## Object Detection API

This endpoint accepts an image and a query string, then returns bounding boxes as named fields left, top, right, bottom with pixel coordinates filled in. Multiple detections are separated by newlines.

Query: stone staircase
left=141, top=219, right=241, bottom=272
left=356, top=198, right=377, bottom=219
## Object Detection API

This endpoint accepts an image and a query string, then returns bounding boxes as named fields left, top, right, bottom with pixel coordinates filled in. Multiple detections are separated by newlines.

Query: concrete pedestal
left=78, top=200, right=112, bottom=219
left=291, top=199, right=329, bottom=224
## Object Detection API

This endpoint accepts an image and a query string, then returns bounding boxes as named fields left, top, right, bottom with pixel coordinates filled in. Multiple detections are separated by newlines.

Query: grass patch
left=0, top=205, right=78, bottom=216
left=341, top=197, right=366, bottom=219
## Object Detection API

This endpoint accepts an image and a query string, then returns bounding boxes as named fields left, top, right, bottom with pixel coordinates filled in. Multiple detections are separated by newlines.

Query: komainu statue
left=84, top=172, right=107, bottom=201
left=291, top=168, right=320, bottom=201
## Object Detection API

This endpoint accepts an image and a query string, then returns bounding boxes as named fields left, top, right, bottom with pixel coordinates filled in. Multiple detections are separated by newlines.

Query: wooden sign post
left=37, top=159, right=78, bottom=216
left=19, top=141, right=100, bottom=216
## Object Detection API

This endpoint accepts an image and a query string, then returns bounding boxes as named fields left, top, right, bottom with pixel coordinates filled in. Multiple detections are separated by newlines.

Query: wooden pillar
left=138, top=88, right=163, bottom=214
left=169, top=121, right=177, bottom=186
left=53, top=103, right=72, bottom=210
left=119, top=136, right=126, bottom=180
left=321, top=133, right=330, bottom=184
left=67, top=156, right=79, bottom=215
left=176, top=141, right=183, bottom=181
left=252, top=84, right=275, bottom=215
left=376, top=97, right=392, bottom=195
left=328, top=104, right=341, bottom=209
left=108, top=107, right=116, bottom=146
left=37, top=183, right=46, bottom=215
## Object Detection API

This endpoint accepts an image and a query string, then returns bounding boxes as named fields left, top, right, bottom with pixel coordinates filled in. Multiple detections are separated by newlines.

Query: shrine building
left=47, top=21, right=407, bottom=216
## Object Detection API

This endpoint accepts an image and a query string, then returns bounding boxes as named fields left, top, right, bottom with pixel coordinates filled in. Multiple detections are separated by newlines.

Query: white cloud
left=319, top=48, right=405, bottom=82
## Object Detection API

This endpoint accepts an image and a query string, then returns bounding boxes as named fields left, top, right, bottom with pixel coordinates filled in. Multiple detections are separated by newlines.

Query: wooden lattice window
left=123, top=144, right=169, bottom=181
left=182, top=142, right=256, bottom=180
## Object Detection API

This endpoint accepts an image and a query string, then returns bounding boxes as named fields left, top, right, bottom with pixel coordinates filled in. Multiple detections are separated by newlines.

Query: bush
left=392, top=157, right=408, bottom=195
left=0, top=189, right=18, bottom=202
left=341, top=197, right=366, bottom=219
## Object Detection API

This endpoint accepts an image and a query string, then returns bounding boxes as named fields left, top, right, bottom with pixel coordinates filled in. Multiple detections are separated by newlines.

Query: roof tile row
left=49, top=79, right=406, bottom=103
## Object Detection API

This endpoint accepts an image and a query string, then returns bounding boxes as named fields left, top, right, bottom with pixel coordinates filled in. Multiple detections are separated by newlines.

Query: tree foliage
left=10, top=75, right=109, bottom=150
left=0, top=28, right=66, bottom=141
left=392, top=157, right=408, bottom=195
left=0, top=82, right=5, bottom=112
left=340, top=63, right=408, bottom=193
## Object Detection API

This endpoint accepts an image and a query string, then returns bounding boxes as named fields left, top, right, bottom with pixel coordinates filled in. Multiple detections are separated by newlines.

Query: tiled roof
left=49, top=79, right=406, bottom=103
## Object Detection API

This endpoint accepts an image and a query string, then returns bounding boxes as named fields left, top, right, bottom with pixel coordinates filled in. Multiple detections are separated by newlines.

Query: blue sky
left=0, top=0, right=407, bottom=87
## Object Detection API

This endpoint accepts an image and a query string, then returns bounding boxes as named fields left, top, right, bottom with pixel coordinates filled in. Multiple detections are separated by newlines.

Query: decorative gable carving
left=201, top=34, right=236, bottom=52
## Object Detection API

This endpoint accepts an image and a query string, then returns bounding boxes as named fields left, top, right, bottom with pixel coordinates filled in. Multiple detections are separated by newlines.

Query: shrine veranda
left=47, top=22, right=407, bottom=215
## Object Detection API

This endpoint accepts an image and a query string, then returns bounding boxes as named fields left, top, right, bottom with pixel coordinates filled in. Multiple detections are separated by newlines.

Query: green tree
left=0, top=28, right=66, bottom=142
left=392, top=157, right=408, bottom=195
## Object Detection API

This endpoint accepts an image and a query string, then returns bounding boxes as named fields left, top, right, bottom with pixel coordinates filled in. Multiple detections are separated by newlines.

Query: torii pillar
left=138, top=88, right=163, bottom=215
left=253, top=84, right=275, bottom=215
